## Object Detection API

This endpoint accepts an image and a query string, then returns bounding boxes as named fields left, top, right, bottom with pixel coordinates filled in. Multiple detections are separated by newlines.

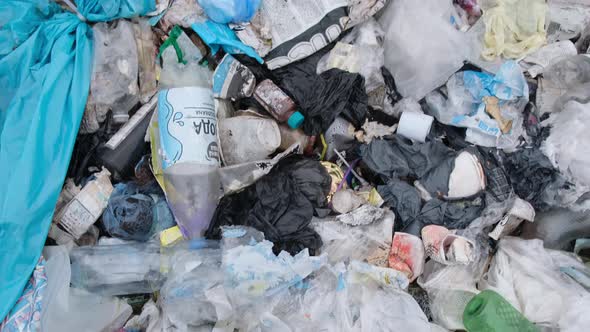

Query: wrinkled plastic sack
left=206, top=156, right=332, bottom=255
left=40, top=246, right=132, bottom=332
left=360, top=137, right=457, bottom=195
left=379, top=0, right=470, bottom=100
left=425, top=61, right=528, bottom=149
left=500, top=148, right=558, bottom=210
left=538, top=55, right=590, bottom=115
left=317, top=18, right=385, bottom=109
left=159, top=243, right=223, bottom=330
left=519, top=40, right=577, bottom=78
left=272, top=50, right=368, bottom=135
left=482, top=237, right=590, bottom=331
left=481, top=0, right=547, bottom=60
left=0, top=0, right=155, bottom=320
left=102, top=181, right=175, bottom=242
left=159, top=0, right=205, bottom=30
left=218, top=227, right=328, bottom=331
left=521, top=208, right=590, bottom=251
left=311, top=207, right=394, bottom=265
left=198, top=0, right=261, bottom=24
left=87, top=20, right=139, bottom=126
left=418, top=229, right=490, bottom=330
left=541, top=101, right=590, bottom=189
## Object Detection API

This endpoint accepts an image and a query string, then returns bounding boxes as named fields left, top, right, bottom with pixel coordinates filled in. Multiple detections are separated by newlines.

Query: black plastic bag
left=205, top=156, right=332, bottom=255
left=501, top=148, right=558, bottom=210
left=235, top=48, right=368, bottom=136
left=360, top=137, right=456, bottom=195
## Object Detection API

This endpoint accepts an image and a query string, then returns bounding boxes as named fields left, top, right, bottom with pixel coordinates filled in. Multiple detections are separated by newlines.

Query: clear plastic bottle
left=157, top=27, right=221, bottom=239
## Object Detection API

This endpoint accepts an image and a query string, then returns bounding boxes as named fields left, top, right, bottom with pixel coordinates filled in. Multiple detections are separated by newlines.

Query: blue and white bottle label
left=158, top=87, right=219, bottom=169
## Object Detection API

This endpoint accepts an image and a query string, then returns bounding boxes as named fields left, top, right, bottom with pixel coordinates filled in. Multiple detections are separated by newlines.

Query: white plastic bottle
left=157, top=27, right=220, bottom=239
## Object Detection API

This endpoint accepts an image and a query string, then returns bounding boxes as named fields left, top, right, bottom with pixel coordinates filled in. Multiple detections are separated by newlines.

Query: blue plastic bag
left=192, top=20, right=263, bottom=63
left=198, top=0, right=261, bottom=24
left=0, top=0, right=155, bottom=321
left=103, top=181, right=175, bottom=242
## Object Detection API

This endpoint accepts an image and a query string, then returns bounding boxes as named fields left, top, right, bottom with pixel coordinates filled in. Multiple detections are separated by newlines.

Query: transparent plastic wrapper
left=379, top=0, right=470, bottom=100
left=519, top=40, right=577, bottom=78
left=160, top=0, right=205, bottom=30
left=541, top=101, right=590, bottom=188
left=311, top=207, right=394, bottom=265
left=220, top=227, right=328, bottom=331
left=41, top=246, right=132, bottom=332
left=218, top=144, right=299, bottom=195
left=521, top=208, right=590, bottom=251
left=288, top=261, right=427, bottom=332
left=159, top=245, right=223, bottom=330
left=70, top=241, right=162, bottom=296
left=69, top=239, right=219, bottom=296
left=481, top=237, right=590, bottom=330
left=198, top=0, right=261, bottom=24
left=317, top=18, right=386, bottom=108
left=418, top=229, right=490, bottom=330
left=480, top=0, right=548, bottom=60
left=425, top=61, right=528, bottom=150
left=89, top=20, right=139, bottom=125
left=538, top=55, right=590, bottom=115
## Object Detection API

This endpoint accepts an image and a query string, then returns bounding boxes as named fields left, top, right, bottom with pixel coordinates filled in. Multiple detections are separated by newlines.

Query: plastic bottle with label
left=253, top=79, right=305, bottom=129
left=157, top=26, right=221, bottom=239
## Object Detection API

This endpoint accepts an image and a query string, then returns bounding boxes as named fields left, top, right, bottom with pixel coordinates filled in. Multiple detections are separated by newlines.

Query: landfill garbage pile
left=2, top=0, right=590, bottom=331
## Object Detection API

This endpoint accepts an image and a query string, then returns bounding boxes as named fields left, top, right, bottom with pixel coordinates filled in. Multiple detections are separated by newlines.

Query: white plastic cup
left=397, top=111, right=434, bottom=143
left=219, top=116, right=281, bottom=165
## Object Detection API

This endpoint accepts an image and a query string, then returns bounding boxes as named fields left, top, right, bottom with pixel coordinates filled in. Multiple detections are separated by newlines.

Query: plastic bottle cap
left=287, top=111, right=305, bottom=129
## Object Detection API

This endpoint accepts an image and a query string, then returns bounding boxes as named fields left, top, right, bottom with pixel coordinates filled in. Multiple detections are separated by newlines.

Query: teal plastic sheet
left=0, top=0, right=155, bottom=321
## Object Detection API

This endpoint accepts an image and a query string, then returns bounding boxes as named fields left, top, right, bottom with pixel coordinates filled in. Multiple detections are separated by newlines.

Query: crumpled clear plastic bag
left=481, top=237, right=590, bottom=331
left=379, top=0, right=470, bottom=100
left=425, top=61, right=527, bottom=150
left=41, top=246, right=133, bottom=332
left=311, top=207, right=394, bottom=266
left=417, top=228, right=490, bottom=330
left=88, top=20, right=139, bottom=126
left=541, top=100, right=590, bottom=189
left=317, top=18, right=386, bottom=108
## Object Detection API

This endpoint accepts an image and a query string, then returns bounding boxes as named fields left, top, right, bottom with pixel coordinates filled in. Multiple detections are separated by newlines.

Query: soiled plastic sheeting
left=379, top=0, right=469, bottom=100
left=0, top=0, right=155, bottom=321
left=482, top=237, right=590, bottom=331
left=481, top=0, right=548, bottom=60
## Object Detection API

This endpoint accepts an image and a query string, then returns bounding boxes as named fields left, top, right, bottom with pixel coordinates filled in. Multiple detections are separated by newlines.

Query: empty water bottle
left=157, top=26, right=221, bottom=239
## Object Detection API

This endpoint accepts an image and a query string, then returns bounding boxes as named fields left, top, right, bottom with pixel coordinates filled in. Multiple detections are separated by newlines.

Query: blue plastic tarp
left=0, top=0, right=155, bottom=321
